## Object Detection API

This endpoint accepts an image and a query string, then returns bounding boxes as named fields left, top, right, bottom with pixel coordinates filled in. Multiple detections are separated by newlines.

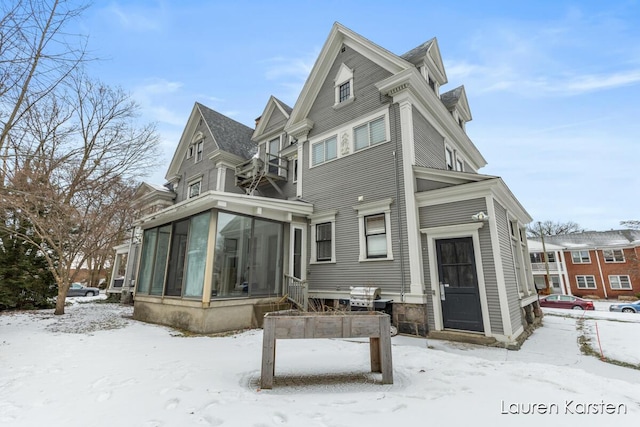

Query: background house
left=120, top=23, right=540, bottom=348
left=529, top=230, right=640, bottom=299
left=527, top=240, right=570, bottom=294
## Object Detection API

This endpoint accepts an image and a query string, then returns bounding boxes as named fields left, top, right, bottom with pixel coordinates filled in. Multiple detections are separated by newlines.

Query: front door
left=436, top=237, right=483, bottom=332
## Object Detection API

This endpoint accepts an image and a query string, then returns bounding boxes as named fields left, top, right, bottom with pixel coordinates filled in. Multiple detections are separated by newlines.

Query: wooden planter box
left=260, top=310, right=393, bottom=389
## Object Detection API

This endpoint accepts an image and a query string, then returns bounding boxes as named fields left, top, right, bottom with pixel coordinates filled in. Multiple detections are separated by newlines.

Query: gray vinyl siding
left=304, top=104, right=409, bottom=294
left=413, top=108, right=446, bottom=169
left=416, top=179, right=453, bottom=192
left=494, top=199, right=523, bottom=332
left=419, top=198, right=504, bottom=335
left=263, top=108, right=287, bottom=136
left=174, top=119, right=220, bottom=203
left=307, top=45, right=393, bottom=139
left=224, top=167, right=245, bottom=194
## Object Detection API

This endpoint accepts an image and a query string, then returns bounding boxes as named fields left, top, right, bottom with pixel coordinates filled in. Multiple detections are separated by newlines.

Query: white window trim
left=309, top=210, right=337, bottom=264
left=187, top=145, right=194, bottom=159
left=603, top=248, right=625, bottom=263
left=444, top=144, right=454, bottom=170
left=310, top=135, right=338, bottom=167
left=576, top=275, right=597, bottom=289
left=188, top=179, right=202, bottom=199
left=333, top=63, right=354, bottom=108
left=195, top=140, right=204, bottom=163
left=308, top=107, right=390, bottom=169
left=571, top=250, right=591, bottom=264
left=353, top=198, right=393, bottom=262
left=609, top=275, right=632, bottom=290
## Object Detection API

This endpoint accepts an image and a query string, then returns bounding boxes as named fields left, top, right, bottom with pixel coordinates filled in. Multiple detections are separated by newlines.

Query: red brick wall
left=565, top=247, right=640, bottom=299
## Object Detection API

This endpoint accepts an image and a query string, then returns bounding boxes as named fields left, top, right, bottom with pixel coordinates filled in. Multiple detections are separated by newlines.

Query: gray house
left=127, top=23, right=539, bottom=347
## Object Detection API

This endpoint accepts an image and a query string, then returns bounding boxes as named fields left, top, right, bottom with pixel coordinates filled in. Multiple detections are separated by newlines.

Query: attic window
left=196, top=140, right=204, bottom=162
left=428, top=76, right=435, bottom=91
left=334, top=63, right=354, bottom=108
left=445, top=147, right=454, bottom=170
left=339, top=81, right=350, bottom=102
left=187, top=145, right=194, bottom=159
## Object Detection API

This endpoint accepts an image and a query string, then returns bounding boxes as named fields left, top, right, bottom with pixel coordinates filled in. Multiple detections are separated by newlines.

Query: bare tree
left=0, top=0, right=88, bottom=166
left=620, top=220, right=640, bottom=230
left=1, top=73, right=159, bottom=314
left=526, top=220, right=584, bottom=238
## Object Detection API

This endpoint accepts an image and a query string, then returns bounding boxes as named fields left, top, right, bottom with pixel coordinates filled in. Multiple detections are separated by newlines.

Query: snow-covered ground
left=1, top=297, right=639, bottom=427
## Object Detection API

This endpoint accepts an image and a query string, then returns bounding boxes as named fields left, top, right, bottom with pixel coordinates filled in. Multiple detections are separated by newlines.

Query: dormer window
left=339, top=81, right=350, bottom=103
left=196, top=141, right=204, bottom=162
left=334, top=63, right=354, bottom=108
left=191, top=131, right=205, bottom=163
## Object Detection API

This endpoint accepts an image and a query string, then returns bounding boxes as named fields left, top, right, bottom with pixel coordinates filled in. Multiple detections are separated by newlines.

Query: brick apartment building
left=529, top=230, right=640, bottom=300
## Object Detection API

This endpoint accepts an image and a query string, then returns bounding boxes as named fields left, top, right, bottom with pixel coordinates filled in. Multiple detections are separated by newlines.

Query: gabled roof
left=531, top=230, right=640, bottom=249
left=440, top=85, right=472, bottom=122
left=252, top=96, right=293, bottom=141
left=133, top=181, right=175, bottom=203
left=286, top=22, right=415, bottom=135
left=400, top=37, right=447, bottom=85
left=165, top=103, right=256, bottom=180
left=196, top=103, right=256, bottom=158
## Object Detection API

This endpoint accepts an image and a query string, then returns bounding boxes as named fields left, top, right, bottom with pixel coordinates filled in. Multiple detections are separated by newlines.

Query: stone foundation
left=392, top=303, right=428, bottom=337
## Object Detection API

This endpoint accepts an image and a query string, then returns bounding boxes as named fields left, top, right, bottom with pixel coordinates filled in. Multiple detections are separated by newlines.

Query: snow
left=1, top=297, right=640, bottom=427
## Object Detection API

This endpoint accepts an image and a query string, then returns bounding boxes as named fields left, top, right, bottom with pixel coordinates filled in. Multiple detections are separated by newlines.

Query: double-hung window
left=196, top=141, right=204, bottom=162
left=603, top=249, right=625, bottom=263
left=311, top=136, right=337, bottom=166
left=571, top=250, right=591, bottom=263
left=354, top=198, right=393, bottom=261
left=609, top=275, right=631, bottom=290
left=310, top=210, right=336, bottom=263
left=364, top=214, right=387, bottom=258
left=445, top=147, right=454, bottom=170
left=576, top=275, right=596, bottom=289
left=354, top=116, right=386, bottom=151
left=316, top=223, right=332, bottom=262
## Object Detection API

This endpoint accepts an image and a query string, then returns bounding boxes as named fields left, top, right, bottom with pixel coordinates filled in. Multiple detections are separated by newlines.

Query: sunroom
left=132, top=190, right=313, bottom=333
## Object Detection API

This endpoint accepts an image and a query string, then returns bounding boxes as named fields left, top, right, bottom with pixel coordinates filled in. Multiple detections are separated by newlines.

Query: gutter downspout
left=594, top=248, right=608, bottom=299
left=393, top=146, right=406, bottom=302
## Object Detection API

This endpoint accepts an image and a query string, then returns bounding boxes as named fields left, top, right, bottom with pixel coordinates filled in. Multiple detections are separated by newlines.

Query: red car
left=538, top=295, right=595, bottom=310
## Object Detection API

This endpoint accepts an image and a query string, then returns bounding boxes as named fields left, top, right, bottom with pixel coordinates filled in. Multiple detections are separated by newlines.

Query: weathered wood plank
left=261, top=311, right=394, bottom=387
left=379, top=315, right=393, bottom=384
left=260, top=317, right=276, bottom=389
left=370, top=337, right=381, bottom=372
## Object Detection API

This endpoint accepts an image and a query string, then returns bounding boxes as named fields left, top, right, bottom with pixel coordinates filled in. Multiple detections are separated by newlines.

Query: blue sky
left=73, top=0, right=640, bottom=231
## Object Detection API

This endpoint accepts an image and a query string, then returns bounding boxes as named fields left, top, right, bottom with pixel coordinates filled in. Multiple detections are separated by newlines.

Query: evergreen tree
left=0, top=211, right=56, bottom=310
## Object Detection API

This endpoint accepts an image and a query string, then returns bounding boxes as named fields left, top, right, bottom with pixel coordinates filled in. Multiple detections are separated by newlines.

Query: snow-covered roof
left=530, top=229, right=640, bottom=250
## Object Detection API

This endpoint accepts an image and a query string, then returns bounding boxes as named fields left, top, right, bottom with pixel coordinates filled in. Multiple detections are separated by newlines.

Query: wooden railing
left=284, top=274, right=308, bottom=311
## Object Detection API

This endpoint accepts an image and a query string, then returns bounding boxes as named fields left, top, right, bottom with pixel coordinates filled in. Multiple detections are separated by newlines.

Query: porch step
left=427, top=330, right=499, bottom=347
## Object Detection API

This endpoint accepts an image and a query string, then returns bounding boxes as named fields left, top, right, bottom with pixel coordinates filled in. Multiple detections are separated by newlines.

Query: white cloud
left=105, top=3, right=166, bottom=32
left=133, top=78, right=186, bottom=126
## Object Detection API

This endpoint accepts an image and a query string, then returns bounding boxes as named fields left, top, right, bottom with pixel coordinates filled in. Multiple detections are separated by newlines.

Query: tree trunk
left=54, top=282, right=70, bottom=315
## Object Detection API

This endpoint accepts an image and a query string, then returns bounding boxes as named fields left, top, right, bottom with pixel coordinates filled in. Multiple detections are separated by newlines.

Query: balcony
left=531, top=262, right=564, bottom=274
left=235, top=154, right=288, bottom=196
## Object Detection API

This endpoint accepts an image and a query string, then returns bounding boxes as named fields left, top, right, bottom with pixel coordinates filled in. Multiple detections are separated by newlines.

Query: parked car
left=609, top=300, right=640, bottom=313
left=67, top=283, right=100, bottom=297
left=538, top=294, right=595, bottom=310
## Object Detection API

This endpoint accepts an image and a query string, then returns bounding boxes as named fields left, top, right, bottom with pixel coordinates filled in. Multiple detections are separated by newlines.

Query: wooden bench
left=260, top=310, right=393, bottom=389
